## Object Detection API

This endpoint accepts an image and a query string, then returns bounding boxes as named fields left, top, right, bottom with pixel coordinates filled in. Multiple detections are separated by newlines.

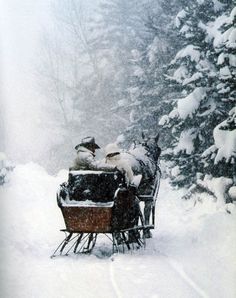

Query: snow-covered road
left=0, top=163, right=235, bottom=298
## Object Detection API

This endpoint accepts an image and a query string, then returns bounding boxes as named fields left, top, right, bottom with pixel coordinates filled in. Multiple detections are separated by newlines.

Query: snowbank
left=0, top=163, right=235, bottom=298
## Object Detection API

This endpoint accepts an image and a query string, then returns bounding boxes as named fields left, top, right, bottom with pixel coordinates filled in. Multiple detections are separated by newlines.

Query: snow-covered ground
left=0, top=163, right=235, bottom=298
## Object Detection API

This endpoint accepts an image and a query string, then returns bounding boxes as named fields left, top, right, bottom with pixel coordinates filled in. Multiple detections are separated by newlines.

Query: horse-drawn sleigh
left=51, top=135, right=161, bottom=257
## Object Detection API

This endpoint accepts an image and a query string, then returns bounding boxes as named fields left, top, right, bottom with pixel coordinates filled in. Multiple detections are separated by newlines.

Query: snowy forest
left=0, top=0, right=236, bottom=297
left=1, top=0, right=236, bottom=195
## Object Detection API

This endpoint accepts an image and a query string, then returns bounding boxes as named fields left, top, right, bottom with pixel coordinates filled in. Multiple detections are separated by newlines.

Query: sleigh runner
left=51, top=165, right=161, bottom=257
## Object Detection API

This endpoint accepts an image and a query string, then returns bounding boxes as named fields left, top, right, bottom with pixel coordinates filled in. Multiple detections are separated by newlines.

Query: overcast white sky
left=0, top=0, right=54, bottom=161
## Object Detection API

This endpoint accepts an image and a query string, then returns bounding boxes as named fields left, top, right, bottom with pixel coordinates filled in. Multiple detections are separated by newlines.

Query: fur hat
left=105, top=143, right=120, bottom=157
left=75, top=136, right=100, bottom=150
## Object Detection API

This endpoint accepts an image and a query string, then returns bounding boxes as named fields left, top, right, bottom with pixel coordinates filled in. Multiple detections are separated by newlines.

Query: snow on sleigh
left=51, top=166, right=161, bottom=257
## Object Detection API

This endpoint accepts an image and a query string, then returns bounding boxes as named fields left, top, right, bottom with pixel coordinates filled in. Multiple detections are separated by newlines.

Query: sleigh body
left=52, top=168, right=161, bottom=257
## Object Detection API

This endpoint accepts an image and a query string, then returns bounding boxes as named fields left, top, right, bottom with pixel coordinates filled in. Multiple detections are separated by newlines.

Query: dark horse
left=121, top=133, right=161, bottom=235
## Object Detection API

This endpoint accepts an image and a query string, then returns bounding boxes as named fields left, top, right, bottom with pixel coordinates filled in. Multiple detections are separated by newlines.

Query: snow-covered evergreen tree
left=202, top=6, right=236, bottom=180
left=159, top=0, right=235, bottom=187
left=214, top=6, right=236, bottom=102
left=120, top=0, right=181, bottom=145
